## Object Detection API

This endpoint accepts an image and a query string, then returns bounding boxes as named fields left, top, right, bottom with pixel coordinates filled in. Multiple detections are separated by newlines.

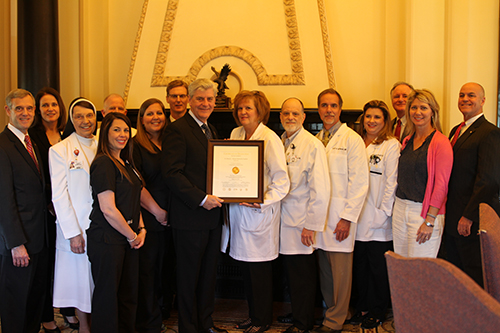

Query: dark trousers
left=353, top=240, right=392, bottom=321
left=137, top=230, right=165, bottom=333
left=161, top=226, right=177, bottom=317
left=240, top=260, right=274, bottom=327
left=173, top=225, right=221, bottom=333
left=283, top=254, right=317, bottom=330
left=0, top=247, right=48, bottom=333
left=88, top=239, right=139, bottom=333
left=444, top=232, right=483, bottom=287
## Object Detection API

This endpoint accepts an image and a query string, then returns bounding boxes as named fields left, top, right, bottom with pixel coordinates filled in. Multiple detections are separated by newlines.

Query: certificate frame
left=207, top=139, right=264, bottom=203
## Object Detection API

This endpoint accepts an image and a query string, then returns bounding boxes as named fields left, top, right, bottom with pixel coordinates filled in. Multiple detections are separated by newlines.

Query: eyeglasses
left=168, top=94, right=188, bottom=99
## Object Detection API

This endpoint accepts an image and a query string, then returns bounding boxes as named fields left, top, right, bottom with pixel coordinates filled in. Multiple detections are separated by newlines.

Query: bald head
left=458, top=82, right=485, bottom=121
left=102, top=94, right=127, bottom=117
left=280, top=97, right=306, bottom=136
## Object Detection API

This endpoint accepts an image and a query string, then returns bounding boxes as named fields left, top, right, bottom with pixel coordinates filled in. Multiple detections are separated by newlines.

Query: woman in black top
left=88, top=112, right=146, bottom=333
left=133, top=98, right=170, bottom=332
left=29, top=87, right=79, bottom=332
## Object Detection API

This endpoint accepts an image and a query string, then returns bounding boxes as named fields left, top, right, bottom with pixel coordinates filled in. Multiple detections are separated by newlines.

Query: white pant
left=392, top=197, right=444, bottom=258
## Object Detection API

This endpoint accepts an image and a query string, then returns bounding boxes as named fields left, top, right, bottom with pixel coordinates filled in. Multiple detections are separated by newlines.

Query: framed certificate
left=207, top=140, right=264, bottom=203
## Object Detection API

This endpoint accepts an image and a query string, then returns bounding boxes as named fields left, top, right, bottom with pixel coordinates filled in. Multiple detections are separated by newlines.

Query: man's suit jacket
left=445, top=115, right=500, bottom=238
left=162, top=113, right=221, bottom=230
left=391, top=117, right=410, bottom=142
left=0, top=126, right=47, bottom=256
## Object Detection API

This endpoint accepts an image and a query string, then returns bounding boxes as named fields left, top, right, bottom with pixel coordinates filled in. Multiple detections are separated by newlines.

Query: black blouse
left=132, top=138, right=169, bottom=232
left=396, top=131, right=436, bottom=203
left=88, top=155, right=142, bottom=244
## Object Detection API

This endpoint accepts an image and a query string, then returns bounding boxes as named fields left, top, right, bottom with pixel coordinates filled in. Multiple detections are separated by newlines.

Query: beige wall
left=2, top=0, right=497, bottom=134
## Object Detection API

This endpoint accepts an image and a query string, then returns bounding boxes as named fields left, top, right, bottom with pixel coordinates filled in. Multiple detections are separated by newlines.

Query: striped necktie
left=24, top=135, right=40, bottom=173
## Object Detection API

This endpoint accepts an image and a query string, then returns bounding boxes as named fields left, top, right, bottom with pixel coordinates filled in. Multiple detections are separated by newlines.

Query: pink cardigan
left=402, top=131, right=453, bottom=218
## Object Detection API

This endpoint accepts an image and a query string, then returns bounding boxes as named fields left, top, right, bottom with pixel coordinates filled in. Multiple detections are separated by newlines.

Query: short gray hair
left=188, top=78, right=217, bottom=98
left=5, top=89, right=35, bottom=110
left=390, top=81, right=414, bottom=96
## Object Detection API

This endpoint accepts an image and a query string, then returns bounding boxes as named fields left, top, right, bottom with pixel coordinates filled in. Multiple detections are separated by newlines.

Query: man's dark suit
left=391, top=117, right=409, bottom=142
left=445, top=115, right=500, bottom=286
left=162, top=113, right=222, bottom=333
left=0, top=126, right=48, bottom=332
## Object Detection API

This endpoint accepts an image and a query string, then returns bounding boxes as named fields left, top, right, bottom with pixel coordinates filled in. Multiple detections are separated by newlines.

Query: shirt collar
left=8, top=123, right=27, bottom=145
left=325, top=121, right=342, bottom=137
left=189, top=110, right=207, bottom=128
left=464, top=113, right=483, bottom=127
left=281, top=127, right=302, bottom=149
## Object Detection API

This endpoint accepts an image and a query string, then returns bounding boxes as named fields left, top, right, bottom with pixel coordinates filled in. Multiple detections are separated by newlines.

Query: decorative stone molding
left=124, top=0, right=336, bottom=97
left=150, top=0, right=305, bottom=87
left=316, top=0, right=336, bottom=88
left=124, top=0, right=150, bottom=103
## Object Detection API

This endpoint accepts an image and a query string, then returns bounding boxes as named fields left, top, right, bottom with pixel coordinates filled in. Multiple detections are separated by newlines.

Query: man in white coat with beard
left=313, top=89, right=369, bottom=333
left=279, top=98, right=330, bottom=333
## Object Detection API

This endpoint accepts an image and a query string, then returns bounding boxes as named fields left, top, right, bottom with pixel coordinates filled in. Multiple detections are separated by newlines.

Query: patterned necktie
left=24, top=135, right=40, bottom=173
left=201, top=124, right=212, bottom=140
left=450, top=122, right=466, bottom=147
left=394, top=119, right=402, bottom=140
left=322, top=130, right=330, bottom=147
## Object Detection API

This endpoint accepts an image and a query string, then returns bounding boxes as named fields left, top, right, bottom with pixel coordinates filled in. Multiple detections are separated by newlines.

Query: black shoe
left=63, top=315, right=80, bottom=330
left=277, top=313, right=294, bottom=324
left=361, top=316, right=381, bottom=329
left=205, top=326, right=228, bottom=333
left=235, top=318, right=252, bottom=329
left=244, top=325, right=270, bottom=333
left=42, top=325, right=61, bottom=333
left=311, top=325, right=341, bottom=333
left=347, top=311, right=368, bottom=324
left=283, top=325, right=310, bottom=333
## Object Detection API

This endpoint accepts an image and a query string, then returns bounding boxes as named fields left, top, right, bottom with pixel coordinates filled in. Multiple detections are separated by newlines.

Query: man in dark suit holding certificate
left=445, top=82, right=500, bottom=287
left=162, top=78, right=226, bottom=333
left=0, top=89, right=48, bottom=332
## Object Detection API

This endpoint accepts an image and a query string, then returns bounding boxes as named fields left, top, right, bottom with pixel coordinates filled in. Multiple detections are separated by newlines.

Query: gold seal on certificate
left=207, top=140, right=264, bottom=203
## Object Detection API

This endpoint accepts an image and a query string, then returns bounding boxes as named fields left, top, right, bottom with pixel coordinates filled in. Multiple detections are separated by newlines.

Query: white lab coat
left=49, top=132, right=96, bottom=312
left=221, top=123, right=289, bottom=262
left=280, top=128, right=330, bottom=255
left=356, top=138, right=400, bottom=242
left=314, top=124, right=369, bottom=253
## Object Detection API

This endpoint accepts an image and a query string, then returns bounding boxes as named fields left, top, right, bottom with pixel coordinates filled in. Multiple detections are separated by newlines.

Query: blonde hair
left=404, top=89, right=442, bottom=136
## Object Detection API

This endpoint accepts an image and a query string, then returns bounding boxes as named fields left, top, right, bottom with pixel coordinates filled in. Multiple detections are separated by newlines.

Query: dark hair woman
left=87, top=112, right=146, bottom=332
left=133, top=98, right=169, bottom=332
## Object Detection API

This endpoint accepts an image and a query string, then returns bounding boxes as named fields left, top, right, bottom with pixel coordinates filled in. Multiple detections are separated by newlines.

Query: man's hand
left=301, top=228, right=314, bottom=247
left=70, top=234, right=85, bottom=254
left=11, top=245, right=30, bottom=267
left=155, top=209, right=168, bottom=226
left=240, top=202, right=261, bottom=209
left=458, top=216, right=473, bottom=237
left=333, top=219, right=351, bottom=242
left=203, top=195, right=224, bottom=210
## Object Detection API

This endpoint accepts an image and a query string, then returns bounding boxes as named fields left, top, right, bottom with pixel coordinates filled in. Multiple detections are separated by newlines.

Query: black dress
left=87, top=155, right=142, bottom=333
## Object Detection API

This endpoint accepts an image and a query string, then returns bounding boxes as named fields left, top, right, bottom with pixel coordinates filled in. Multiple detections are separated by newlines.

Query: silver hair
left=188, top=78, right=217, bottom=98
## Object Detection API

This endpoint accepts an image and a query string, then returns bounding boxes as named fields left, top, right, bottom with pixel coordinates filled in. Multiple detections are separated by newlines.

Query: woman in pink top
left=393, top=89, right=453, bottom=258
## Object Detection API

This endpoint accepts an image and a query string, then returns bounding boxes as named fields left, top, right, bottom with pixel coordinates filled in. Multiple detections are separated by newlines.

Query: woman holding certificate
left=221, top=90, right=290, bottom=333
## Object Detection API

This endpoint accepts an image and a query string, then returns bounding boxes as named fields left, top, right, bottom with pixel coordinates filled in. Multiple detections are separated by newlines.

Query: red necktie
left=394, top=119, right=402, bottom=140
left=24, top=135, right=40, bottom=173
left=450, top=122, right=465, bottom=147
